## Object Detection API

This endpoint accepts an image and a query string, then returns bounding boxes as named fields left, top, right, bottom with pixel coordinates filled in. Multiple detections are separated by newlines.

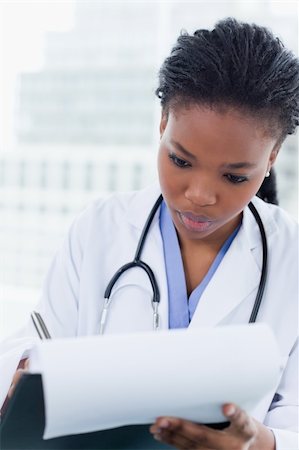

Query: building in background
left=16, top=2, right=157, bottom=146
left=0, top=1, right=298, bottom=336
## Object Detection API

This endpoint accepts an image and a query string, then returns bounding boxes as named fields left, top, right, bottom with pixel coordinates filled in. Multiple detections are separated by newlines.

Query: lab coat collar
left=241, top=196, right=279, bottom=250
left=126, top=185, right=278, bottom=248
left=125, top=182, right=162, bottom=231
left=189, top=197, right=279, bottom=327
left=124, top=183, right=169, bottom=330
left=125, top=185, right=279, bottom=328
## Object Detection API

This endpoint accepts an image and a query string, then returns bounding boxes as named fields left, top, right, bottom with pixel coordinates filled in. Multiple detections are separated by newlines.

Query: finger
left=223, top=404, right=257, bottom=440
left=24, top=358, right=30, bottom=370
left=8, top=369, right=27, bottom=398
left=150, top=423, right=161, bottom=434
left=153, top=428, right=204, bottom=450
left=152, top=417, right=223, bottom=449
left=151, top=419, right=200, bottom=450
left=17, top=358, right=29, bottom=370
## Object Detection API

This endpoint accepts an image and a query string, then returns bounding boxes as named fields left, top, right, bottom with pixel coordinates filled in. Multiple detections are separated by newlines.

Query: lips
left=178, top=211, right=214, bottom=233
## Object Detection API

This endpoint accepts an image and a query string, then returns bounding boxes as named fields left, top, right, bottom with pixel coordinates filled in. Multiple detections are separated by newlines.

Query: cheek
left=158, top=152, right=174, bottom=190
left=158, top=160, right=184, bottom=201
left=158, top=170, right=178, bottom=198
left=245, top=174, right=267, bottom=200
left=221, top=182, right=262, bottom=215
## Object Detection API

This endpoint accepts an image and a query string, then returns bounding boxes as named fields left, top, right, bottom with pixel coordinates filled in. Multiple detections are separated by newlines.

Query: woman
left=2, top=18, right=299, bottom=450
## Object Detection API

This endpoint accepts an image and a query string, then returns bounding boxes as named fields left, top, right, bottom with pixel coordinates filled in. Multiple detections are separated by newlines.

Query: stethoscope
left=99, top=195, right=268, bottom=334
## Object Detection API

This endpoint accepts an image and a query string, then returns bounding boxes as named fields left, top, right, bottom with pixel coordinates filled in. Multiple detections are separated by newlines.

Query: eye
left=225, top=174, right=249, bottom=184
left=168, top=153, right=191, bottom=168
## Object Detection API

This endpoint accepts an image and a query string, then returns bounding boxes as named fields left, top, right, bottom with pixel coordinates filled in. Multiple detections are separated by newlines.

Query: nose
left=184, top=176, right=217, bottom=207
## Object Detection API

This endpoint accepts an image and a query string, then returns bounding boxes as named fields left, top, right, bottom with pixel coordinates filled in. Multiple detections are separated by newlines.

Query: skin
left=0, top=358, right=29, bottom=416
left=4, top=105, right=280, bottom=448
left=157, top=105, right=279, bottom=294
left=150, top=404, right=275, bottom=450
left=8, top=359, right=29, bottom=397
left=149, top=104, right=279, bottom=449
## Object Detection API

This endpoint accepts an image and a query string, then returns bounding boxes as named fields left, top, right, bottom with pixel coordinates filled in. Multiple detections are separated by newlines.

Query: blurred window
left=0, top=1, right=297, bottom=336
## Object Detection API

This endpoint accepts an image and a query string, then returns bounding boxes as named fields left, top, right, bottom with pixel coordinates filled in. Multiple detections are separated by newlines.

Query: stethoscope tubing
left=248, top=202, right=268, bottom=323
left=101, top=196, right=268, bottom=333
left=104, top=194, right=163, bottom=303
left=104, top=260, right=159, bottom=304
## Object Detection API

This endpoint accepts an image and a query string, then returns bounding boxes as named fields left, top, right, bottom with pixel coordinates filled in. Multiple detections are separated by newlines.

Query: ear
left=159, top=111, right=168, bottom=138
left=268, top=144, right=280, bottom=171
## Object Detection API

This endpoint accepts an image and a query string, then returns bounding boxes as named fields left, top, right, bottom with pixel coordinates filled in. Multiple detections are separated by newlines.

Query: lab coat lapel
left=116, top=189, right=274, bottom=331
left=189, top=205, right=262, bottom=328
left=122, top=185, right=169, bottom=330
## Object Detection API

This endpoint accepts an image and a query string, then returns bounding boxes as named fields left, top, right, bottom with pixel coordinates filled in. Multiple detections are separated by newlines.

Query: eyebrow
left=221, top=162, right=257, bottom=169
left=170, top=140, right=196, bottom=160
left=170, top=140, right=257, bottom=169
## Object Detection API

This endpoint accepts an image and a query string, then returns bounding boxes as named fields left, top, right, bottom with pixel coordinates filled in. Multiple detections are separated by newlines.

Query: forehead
left=164, top=105, right=277, bottom=161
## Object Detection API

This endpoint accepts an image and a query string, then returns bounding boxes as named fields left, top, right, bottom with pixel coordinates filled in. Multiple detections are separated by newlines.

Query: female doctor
left=3, top=17, right=299, bottom=450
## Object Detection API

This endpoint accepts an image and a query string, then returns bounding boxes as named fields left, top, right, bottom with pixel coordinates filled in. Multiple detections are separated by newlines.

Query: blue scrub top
left=159, top=201, right=241, bottom=329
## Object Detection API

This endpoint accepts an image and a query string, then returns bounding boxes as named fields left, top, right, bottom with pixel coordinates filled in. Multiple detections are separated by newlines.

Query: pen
left=30, top=311, right=51, bottom=340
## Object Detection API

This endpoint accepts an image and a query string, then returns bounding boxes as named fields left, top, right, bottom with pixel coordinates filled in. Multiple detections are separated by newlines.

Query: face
left=158, top=105, right=278, bottom=247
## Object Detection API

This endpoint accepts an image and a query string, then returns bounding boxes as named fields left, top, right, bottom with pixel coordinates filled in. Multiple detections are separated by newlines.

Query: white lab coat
left=1, top=184, right=298, bottom=449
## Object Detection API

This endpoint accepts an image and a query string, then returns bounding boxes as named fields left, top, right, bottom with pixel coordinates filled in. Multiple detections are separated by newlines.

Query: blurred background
left=0, top=0, right=298, bottom=338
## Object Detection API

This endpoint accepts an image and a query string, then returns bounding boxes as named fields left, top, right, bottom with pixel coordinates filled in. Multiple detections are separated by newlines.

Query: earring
left=265, top=171, right=270, bottom=178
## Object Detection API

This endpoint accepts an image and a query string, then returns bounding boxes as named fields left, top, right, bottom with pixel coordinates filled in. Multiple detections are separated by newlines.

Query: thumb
left=223, top=404, right=257, bottom=439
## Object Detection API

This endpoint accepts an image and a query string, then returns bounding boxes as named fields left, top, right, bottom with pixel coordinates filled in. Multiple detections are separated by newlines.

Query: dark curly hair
left=156, top=18, right=299, bottom=204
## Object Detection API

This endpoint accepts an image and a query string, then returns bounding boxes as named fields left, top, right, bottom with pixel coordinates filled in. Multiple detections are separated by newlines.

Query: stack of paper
left=29, top=324, right=281, bottom=439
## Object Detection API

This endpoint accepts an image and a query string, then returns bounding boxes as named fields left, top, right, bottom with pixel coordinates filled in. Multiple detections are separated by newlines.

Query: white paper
left=29, top=324, right=281, bottom=439
left=0, top=337, right=37, bottom=408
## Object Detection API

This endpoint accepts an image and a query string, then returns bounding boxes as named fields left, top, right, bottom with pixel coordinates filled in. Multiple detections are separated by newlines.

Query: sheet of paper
left=29, top=324, right=281, bottom=439
left=0, top=336, right=37, bottom=408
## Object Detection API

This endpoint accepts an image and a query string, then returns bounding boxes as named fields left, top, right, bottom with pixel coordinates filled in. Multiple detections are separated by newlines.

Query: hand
left=0, top=358, right=30, bottom=416
left=7, top=358, right=30, bottom=399
left=150, top=403, right=275, bottom=450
